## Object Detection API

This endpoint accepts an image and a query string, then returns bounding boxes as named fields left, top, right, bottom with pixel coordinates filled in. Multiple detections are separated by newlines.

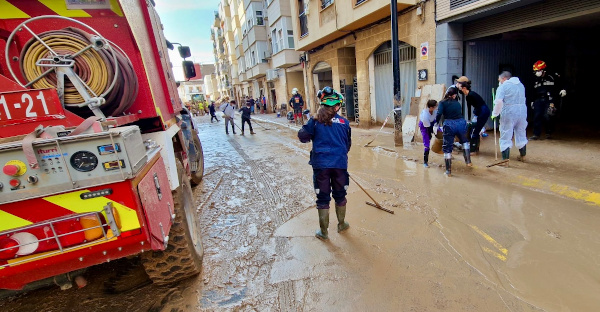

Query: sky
left=154, top=0, right=221, bottom=81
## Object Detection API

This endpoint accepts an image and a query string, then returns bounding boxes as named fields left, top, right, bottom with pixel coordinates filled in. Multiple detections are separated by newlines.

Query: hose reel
left=5, top=16, right=138, bottom=119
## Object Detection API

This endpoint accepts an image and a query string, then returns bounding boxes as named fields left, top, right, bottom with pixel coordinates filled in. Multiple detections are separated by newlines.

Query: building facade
left=210, top=0, right=306, bottom=113
left=289, top=0, right=436, bottom=127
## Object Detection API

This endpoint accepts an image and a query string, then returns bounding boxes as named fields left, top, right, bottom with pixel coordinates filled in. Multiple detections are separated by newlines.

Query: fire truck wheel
left=190, top=130, right=204, bottom=186
left=141, top=159, right=203, bottom=285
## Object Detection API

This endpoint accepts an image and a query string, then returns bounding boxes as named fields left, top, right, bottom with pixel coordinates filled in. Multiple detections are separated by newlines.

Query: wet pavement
left=1, top=113, right=599, bottom=311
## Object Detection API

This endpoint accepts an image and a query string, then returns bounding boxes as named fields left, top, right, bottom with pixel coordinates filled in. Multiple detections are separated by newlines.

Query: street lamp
left=166, top=39, right=195, bottom=80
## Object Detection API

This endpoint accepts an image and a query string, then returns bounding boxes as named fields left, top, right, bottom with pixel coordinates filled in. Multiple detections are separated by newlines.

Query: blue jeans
left=442, top=119, right=468, bottom=153
left=313, top=168, right=349, bottom=208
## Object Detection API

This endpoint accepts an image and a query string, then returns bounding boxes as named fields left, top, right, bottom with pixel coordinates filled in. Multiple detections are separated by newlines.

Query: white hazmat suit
left=492, top=77, right=528, bottom=152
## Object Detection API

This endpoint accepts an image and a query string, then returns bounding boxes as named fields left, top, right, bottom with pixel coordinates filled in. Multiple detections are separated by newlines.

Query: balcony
left=293, top=0, right=415, bottom=51
left=267, top=0, right=291, bottom=26
left=213, top=11, right=220, bottom=26
left=340, top=0, right=413, bottom=33
left=248, top=62, right=269, bottom=79
left=242, top=36, right=249, bottom=51
left=219, top=0, right=231, bottom=17
left=299, top=12, right=308, bottom=38
left=246, top=26, right=267, bottom=48
left=243, top=0, right=261, bottom=11
left=272, top=49, right=302, bottom=69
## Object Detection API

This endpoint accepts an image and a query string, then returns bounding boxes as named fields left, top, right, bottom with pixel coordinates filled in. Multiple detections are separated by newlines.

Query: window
left=256, top=11, right=264, bottom=26
left=272, top=29, right=278, bottom=54
left=321, top=0, right=333, bottom=9
left=251, top=51, right=256, bottom=66
left=299, top=12, right=308, bottom=37
left=356, top=0, right=368, bottom=5
left=287, top=30, right=295, bottom=49
left=277, top=29, right=284, bottom=52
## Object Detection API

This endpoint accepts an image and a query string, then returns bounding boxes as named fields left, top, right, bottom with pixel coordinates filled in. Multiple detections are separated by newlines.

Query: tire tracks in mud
left=228, top=138, right=309, bottom=228
left=229, top=139, right=283, bottom=207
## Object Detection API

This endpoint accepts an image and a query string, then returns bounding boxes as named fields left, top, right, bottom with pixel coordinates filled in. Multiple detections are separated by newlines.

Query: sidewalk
left=250, top=113, right=600, bottom=208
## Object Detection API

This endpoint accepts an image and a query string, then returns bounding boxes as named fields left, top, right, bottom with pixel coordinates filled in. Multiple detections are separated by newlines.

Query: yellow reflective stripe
left=43, top=190, right=141, bottom=232
left=0, top=0, right=30, bottom=19
left=38, top=0, right=92, bottom=17
left=0, top=210, right=32, bottom=232
left=109, top=0, right=124, bottom=17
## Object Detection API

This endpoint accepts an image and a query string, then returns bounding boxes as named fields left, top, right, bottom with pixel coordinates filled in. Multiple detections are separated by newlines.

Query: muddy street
left=2, top=114, right=600, bottom=311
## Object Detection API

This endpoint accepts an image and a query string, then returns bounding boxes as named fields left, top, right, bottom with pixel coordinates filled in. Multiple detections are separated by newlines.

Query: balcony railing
left=299, top=12, right=308, bottom=38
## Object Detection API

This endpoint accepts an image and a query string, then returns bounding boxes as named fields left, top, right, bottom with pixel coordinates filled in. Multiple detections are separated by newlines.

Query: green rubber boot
left=315, top=208, right=329, bottom=240
left=335, top=204, right=350, bottom=233
left=502, top=148, right=510, bottom=160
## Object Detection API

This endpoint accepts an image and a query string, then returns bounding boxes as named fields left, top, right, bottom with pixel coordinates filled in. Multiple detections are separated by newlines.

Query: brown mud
left=1, top=113, right=599, bottom=311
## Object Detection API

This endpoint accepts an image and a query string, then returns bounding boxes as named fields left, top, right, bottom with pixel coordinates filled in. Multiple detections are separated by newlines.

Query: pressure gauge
left=70, top=151, right=99, bottom=172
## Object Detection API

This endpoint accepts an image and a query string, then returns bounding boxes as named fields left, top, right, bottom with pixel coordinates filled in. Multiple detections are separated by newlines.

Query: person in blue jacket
left=298, top=86, right=352, bottom=240
left=436, top=86, right=472, bottom=176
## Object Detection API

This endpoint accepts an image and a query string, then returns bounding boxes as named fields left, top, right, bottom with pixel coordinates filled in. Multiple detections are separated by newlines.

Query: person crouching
left=298, top=86, right=352, bottom=240
left=435, top=86, right=472, bottom=176
left=419, top=99, right=438, bottom=167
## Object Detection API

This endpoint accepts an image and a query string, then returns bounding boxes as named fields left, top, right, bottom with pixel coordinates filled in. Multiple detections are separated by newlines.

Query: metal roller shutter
left=373, top=44, right=416, bottom=123
left=464, top=0, right=600, bottom=40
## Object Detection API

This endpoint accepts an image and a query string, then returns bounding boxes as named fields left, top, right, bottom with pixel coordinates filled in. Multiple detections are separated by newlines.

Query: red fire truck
left=0, top=0, right=204, bottom=291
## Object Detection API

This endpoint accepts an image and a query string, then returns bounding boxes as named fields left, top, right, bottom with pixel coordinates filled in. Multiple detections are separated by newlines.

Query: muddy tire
left=141, top=160, right=203, bottom=285
left=190, top=130, right=204, bottom=186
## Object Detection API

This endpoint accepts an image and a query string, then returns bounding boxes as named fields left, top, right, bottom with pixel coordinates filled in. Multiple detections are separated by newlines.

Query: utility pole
left=391, top=0, right=403, bottom=145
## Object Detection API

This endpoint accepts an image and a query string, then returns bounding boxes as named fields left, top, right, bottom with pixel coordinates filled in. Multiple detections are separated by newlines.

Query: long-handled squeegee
left=349, top=174, right=394, bottom=214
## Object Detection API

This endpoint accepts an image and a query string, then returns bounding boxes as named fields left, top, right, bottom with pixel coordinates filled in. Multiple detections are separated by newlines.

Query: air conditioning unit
left=266, top=69, right=279, bottom=81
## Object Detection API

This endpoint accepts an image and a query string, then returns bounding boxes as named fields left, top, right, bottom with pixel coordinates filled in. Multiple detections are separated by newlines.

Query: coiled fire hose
left=19, top=27, right=138, bottom=117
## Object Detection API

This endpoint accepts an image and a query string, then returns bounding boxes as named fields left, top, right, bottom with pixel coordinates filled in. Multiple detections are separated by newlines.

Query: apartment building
left=211, top=8, right=233, bottom=101
left=265, top=0, right=305, bottom=113
left=290, top=0, right=436, bottom=127
left=210, top=0, right=305, bottom=113
left=204, top=73, right=220, bottom=101
left=436, top=0, right=600, bottom=133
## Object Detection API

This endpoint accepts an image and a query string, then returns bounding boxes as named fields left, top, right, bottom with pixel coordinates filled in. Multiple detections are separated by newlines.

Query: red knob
left=3, top=164, right=20, bottom=176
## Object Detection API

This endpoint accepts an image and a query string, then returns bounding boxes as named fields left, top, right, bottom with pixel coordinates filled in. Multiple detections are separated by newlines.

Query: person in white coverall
left=491, top=71, right=528, bottom=162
